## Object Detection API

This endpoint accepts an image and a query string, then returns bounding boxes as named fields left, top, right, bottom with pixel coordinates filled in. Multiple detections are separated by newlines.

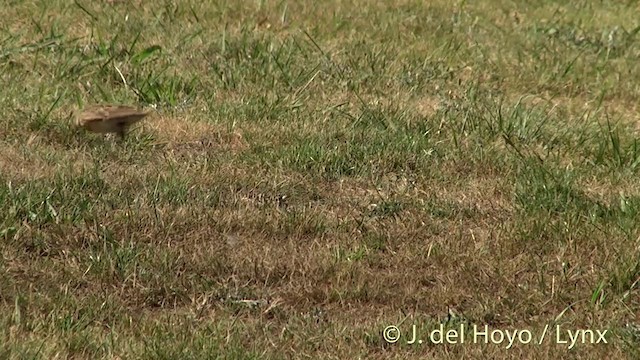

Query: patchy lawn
left=1, top=1, right=639, bottom=358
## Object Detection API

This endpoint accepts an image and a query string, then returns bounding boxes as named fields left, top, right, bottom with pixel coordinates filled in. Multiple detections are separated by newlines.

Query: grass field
left=1, top=0, right=640, bottom=358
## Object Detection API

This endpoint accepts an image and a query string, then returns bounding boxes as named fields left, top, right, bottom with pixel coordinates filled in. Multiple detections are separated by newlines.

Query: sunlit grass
left=1, top=0, right=639, bottom=358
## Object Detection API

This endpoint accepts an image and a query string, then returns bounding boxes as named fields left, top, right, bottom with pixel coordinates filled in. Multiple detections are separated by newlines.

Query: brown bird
left=76, top=105, right=151, bottom=139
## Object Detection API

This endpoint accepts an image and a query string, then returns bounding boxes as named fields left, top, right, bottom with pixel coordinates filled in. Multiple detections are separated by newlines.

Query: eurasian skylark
left=76, top=105, right=151, bottom=139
